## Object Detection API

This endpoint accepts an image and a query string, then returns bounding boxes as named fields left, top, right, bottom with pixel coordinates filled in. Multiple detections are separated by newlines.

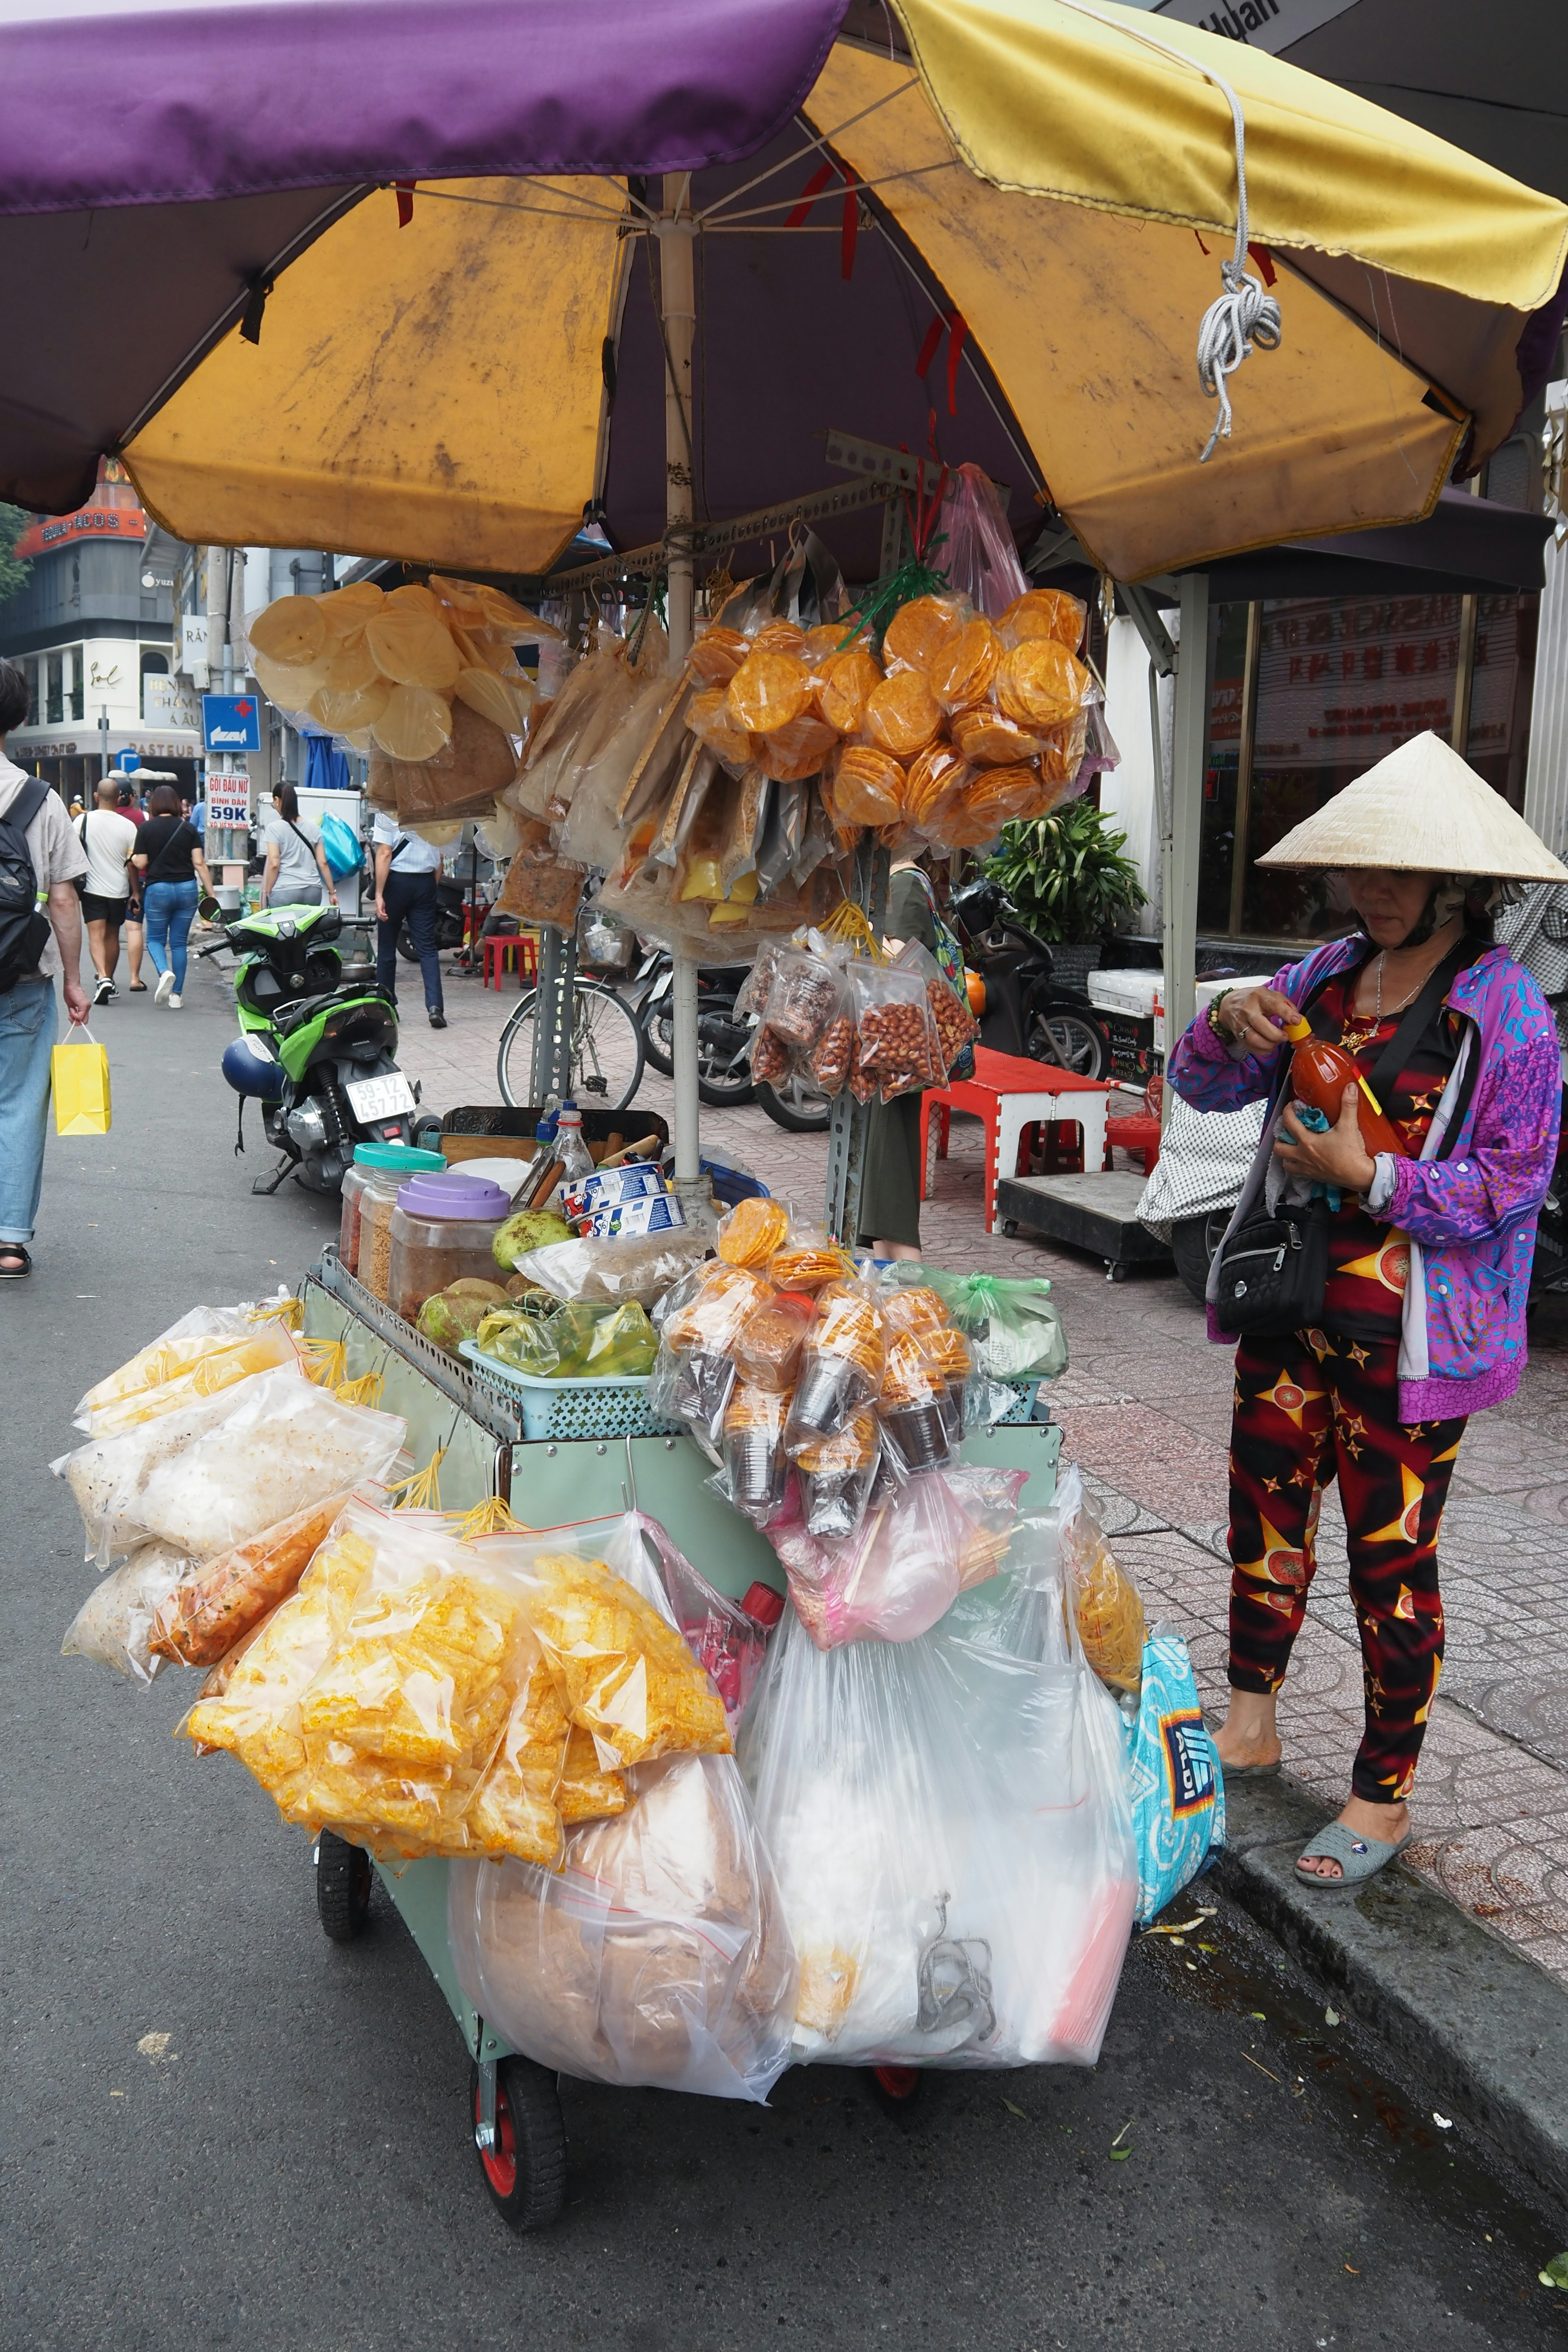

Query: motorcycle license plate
left=346, top=1073, right=416, bottom=1122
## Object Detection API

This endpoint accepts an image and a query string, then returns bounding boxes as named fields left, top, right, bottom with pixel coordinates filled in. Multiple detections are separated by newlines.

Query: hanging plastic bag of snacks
left=795, top=1410, right=881, bottom=1539
left=719, top=1383, right=793, bottom=1523
left=1051, top=1466, right=1146, bottom=1697
left=716, top=1195, right=790, bottom=1271
left=733, top=1290, right=817, bottom=1394
left=785, top=1280, right=887, bottom=1448
left=847, top=959, right=945, bottom=1103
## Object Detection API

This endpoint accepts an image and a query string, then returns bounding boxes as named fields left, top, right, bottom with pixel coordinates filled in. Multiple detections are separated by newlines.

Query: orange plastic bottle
left=1278, top=1009, right=1406, bottom=1158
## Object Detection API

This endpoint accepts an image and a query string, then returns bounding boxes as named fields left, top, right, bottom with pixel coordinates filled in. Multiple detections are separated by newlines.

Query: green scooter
left=204, top=900, right=416, bottom=1194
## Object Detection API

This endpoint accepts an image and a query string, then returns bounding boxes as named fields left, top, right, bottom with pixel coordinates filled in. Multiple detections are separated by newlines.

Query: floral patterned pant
left=1227, top=1327, right=1464, bottom=1804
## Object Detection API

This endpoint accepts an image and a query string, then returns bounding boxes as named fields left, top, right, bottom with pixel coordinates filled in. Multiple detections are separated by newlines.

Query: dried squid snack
left=813, top=646, right=882, bottom=735
left=796, top=1409, right=880, bottom=1539
left=717, top=1195, right=790, bottom=1271
left=467, top=1642, right=569, bottom=1866
left=689, top=625, right=750, bottom=685
left=721, top=1383, right=793, bottom=1521
left=786, top=1281, right=886, bottom=1448
left=726, top=650, right=811, bottom=736
left=860, top=669, right=942, bottom=762
left=733, top=1292, right=816, bottom=1394
left=998, top=587, right=1087, bottom=653
left=555, top=1722, right=629, bottom=1822
left=928, top=615, right=1002, bottom=713
left=510, top=1550, right=732, bottom=1768
left=826, top=744, right=904, bottom=830
left=882, top=593, right=967, bottom=674
left=949, top=708, right=1047, bottom=767
left=994, top=639, right=1091, bottom=732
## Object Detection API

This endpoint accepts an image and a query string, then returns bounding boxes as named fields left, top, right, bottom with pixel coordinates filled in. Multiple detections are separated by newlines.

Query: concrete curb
left=1214, top=1771, right=1568, bottom=2214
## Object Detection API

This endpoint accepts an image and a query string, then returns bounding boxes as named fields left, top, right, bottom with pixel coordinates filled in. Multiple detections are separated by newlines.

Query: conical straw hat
left=1256, top=732, right=1568, bottom=881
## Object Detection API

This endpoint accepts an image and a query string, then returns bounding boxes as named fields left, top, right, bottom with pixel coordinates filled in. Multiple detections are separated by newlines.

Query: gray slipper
left=1294, top=1820, right=1411, bottom=1888
left=1221, top=1760, right=1281, bottom=1782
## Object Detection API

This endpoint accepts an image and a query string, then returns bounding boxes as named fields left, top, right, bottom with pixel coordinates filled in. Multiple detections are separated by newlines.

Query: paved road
left=4, top=955, right=1564, bottom=2351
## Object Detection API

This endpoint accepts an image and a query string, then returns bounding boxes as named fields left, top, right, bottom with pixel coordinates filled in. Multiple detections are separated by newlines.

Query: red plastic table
left=920, top=1046, right=1113, bottom=1236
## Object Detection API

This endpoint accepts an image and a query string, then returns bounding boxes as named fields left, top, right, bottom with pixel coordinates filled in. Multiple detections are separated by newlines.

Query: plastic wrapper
left=1126, top=1627, right=1224, bottom=1925
left=927, top=615, right=1002, bottom=713
left=473, top=1300, right=657, bottom=1381
left=466, top=1644, right=569, bottom=1868
left=60, top=1540, right=193, bottom=1685
left=73, top=1321, right=301, bottom=1437
left=719, top=1383, right=793, bottom=1522
left=882, top=593, right=968, bottom=675
left=500, top=1535, right=731, bottom=1769
left=493, top=817, right=586, bottom=929
left=888, top=1266, right=1068, bottom=1382
left=740, top=1536, right=1137, bottom=2068
left=861, top=670, right=943, bottom=760
left=376, top=699, right=519, bottom=822
left=761, top=945, right=844, bottom=1051
left=557, top=1722, right=628, bottom=1822
left=689, top=624, right=749, bottom=685
left=814, top=646, right=881, bottom=734
left=826, top=744, right=905, bottom=830
left=795, top=1410, right=880, bottom=1539
left=726, top=649, right=811, bottom=735
left=503, top=1229, right=708, bottom=1308
left=56, top=1366, right=406, bottom=1569
left=766, top=1236, right=854, bottom=1296
left=147, top=1491, right=354, bottom=1668
left=749, top=1022, right=795, bottom=1087
left=994, top=639, right=1090, bottom=732
left=448, top=1750, right=798, bottom=2102
left=785, top=1281, right=886, bottom=1446
left=948, top=707, right=1046, bottom=768
left=651, top=1262, right=775, bottom=1449
left=892, top=938, right=978, bottom=1077
left=998, top=586, right=1087, bottom=653
left=1052, top=1466, right=1145, bottom=1696
left=878, top=1329, right=962, bottom=1475
left=733, top=1291, right=815, bottom=1395
left=754, top=717, right=837, bottom=784
left=770, top=1462, right=1025, bottom=1649
left=73, top=1296, right=296, bottom=1430
left=848, top=959, right=945, bottom=1103
left=635, top=1513, right=774, bottom=1729
left=933, top=465, right=1030, bottom=619
left=716, top=1194, right=789, bottom=1270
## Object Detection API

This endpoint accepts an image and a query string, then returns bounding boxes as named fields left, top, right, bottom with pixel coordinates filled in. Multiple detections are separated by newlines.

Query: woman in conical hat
left=1167, top=734, right=1565, bottom=1889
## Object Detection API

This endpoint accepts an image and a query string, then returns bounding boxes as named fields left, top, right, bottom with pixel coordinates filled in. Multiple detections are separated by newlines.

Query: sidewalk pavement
left=399, top=969, right=1568, bottom=1996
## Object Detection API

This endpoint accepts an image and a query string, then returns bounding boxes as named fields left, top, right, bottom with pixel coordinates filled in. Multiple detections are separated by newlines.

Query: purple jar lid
left=395, top=1169, right=510, bottom=1221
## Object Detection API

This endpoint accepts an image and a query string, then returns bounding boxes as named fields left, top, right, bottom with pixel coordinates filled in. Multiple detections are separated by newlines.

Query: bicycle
left=496, top=976, right=645, bottom=1111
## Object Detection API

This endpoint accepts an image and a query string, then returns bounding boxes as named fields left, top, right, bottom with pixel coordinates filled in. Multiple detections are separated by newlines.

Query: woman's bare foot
left=1212, top=1689, right=1283, bottom=1773
left=1296, top=1795, right=1410, bottom=1880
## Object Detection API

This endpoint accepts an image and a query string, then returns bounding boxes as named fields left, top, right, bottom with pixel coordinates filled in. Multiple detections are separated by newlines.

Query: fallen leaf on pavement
left=1002, top=2099, right=1029, bottom=2120
left=1324, top=2008, right=1341, bottom=2027
left=1539, top=2253, right=1568, bottom=2290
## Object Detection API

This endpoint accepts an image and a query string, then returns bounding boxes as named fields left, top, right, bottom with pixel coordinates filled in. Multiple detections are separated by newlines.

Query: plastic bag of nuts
left=892, top=938, right=978, bottom=1076
left=846, top=959, right=946, bottom=1102
left=763, top=947, right=844, bottom=1050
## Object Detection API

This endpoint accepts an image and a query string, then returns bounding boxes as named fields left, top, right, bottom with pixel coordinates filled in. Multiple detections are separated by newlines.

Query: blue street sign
left=116, top=749, right=141, bottom=772
left=201, top=693, right=262, bottom=753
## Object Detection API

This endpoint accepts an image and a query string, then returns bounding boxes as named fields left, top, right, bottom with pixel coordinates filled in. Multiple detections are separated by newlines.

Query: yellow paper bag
left=52, top=1027, right=111, bottom=1136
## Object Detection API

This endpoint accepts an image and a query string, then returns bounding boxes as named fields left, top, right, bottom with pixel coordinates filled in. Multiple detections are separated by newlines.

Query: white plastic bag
left=740, top=1525, right=1138, bottom=2071
left=56, top=1366, right=406, bottom=1566
left=60, top=1541, right=195, bottom=1684
left=448, top=1749, right=798, bottom=2103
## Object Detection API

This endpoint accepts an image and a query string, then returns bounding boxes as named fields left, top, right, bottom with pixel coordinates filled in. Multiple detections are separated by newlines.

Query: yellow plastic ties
left=387, top=1447, right=447, bottom=1512
left=822, top=900, right=883, bottom=963
left=452, top=1494, right=524, bottom=1541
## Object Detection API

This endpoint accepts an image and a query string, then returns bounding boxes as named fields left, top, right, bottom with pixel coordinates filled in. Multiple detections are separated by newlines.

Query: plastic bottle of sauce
left=1278, top=1010, right=1405, bottom=1158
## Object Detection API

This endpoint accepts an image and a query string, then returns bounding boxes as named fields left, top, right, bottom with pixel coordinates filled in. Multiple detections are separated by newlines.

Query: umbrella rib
left=694, top=77, right=920, bottom=225
left=701, top=158, right=956, bottom=229
left=389, top=181, right=633, bottom=226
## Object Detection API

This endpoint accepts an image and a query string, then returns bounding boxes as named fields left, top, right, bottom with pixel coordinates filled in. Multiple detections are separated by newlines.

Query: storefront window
left=1466, top=592, right=1537, bottom=803
left=45, top=652, right=62, bottom=726
left=67, top=646, right=83, bottom=723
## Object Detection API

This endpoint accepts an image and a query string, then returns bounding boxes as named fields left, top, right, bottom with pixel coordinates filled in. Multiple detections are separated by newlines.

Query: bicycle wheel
left=498, top=981, right=645, bottom=1111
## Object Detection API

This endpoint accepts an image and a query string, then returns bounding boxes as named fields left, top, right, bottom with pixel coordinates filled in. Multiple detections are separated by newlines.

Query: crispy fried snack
left=733, top=1294, right=815, bottom=1393
left=814, top=646, right=883, bottom=734
left=688, top=625, right=750, bottom=684
left=903, top=744, right=971, bottom=829
left=468, top=1650, right=568, bottom=1865
left=994, top=639, right=1090, bottom=731
left=861, top=669, right=943, bottom=760
left=519, top=1552, right=732, bottom=1768
left=663, top=1261, right=773, bottom=1352
left=998, top=587, right=1086, bottom=653
left=881, top=1285, right=949, bottom=1338
left=767, top=1244, right=854, bottom=1294
left=1038, top=710, right=1089, bottom=786
left=689, top=686, right=757, bottom=769
left=827, top=744, right=905, bottom=828
left=881, top=1329, right=945, bottom=1407
left=717, top=1195, right=790, bottom=1270
left=753, top=713, right=839, bottom=782
left=928, top=615, right=1001, bottom=712
left=726, top=650, right=811, bottom=735
left=916, top=1327, right=972, bottom=1383
left=793, top=1408, right=878, bottom=1474
left=1068, top=1531, right=1146, bottom=1697
left=79, top=1325, right=300, bottom=1435
left=959, top=762, right=1050, bottom=834
left=181, top=1577, right=345, bottom=1813
left=882, top=593, right=966, bottom=673
left=555, top=1722, right=629, bottom=1822
left=949, top=708, right=1047, bottom=767
left=149, top=1491, right=348, bottom=1667
left=298, top=1570, right=522, bottom=1768
left=811, top=1285, right=886, bottom=1382
left=751, top=619, right=808, bottom=656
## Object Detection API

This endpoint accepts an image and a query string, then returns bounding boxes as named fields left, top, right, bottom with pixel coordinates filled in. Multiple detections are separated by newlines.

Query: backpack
left=0, top=781, right=53, bottom=994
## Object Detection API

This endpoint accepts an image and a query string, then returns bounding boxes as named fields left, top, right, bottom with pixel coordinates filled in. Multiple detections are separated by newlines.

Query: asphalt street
left=4, top=949, right=1565, bottom=2352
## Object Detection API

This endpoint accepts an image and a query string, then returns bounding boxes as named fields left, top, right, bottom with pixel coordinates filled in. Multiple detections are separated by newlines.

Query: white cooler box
left=1088, top=969, right=1274, bottom=1054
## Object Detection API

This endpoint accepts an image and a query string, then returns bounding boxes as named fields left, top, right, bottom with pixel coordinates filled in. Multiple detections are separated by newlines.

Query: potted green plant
left=983, top=802, right=1148, bottom=985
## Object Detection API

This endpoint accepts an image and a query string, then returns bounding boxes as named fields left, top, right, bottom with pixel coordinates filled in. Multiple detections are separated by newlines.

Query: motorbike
left=948, top=877, right=1112, bottom=1078
left=205, top=900, right=416, bottom=1195
left=626, top=944, right=757, bottom=1107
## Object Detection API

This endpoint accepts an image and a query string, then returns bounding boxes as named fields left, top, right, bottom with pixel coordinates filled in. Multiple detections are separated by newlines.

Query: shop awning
left=1, top=0, right=1564, bottom=583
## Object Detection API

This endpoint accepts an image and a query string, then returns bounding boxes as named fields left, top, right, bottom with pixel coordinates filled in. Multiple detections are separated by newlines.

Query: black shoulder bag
left=1214, top=944, right=1473, bottom=1339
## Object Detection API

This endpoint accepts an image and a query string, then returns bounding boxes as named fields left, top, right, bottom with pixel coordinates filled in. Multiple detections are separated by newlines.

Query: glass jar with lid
left=388, top=1169, right=512, bottom=1322
left=342, top=1143, right=447, bottom=1295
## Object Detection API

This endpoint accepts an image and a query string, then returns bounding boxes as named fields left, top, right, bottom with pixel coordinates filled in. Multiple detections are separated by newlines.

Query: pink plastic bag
left=933, top=464, right=1029, bottom=619
left=767, top=1463, right=1027, bottom=1649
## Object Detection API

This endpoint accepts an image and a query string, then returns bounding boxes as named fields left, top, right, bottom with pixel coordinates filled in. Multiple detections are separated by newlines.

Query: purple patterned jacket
left=1168, top=938, right=1561, bottom=1421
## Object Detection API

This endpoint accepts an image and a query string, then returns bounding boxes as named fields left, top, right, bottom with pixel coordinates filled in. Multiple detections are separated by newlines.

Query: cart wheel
left=1001, top=1219, right=1018, bottom=1239
left=315, top=1830, right=372, bottom=1942
left=1107, top=1261, right=1128, bottom=1283
left=471, top=2058, right=567, bottom=2232
left=870, top=2064, right=924, bottom=2118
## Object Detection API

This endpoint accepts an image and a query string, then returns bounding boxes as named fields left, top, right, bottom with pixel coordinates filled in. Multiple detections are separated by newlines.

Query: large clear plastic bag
left=60, top=1540, right=194, bottom=1684
left=769, top=1462, right=1026, bottom=1650
left=1050, top=1467, right=1146, bottom=1699
left=448, top=1751, right=799, bottom=2103
left=741, top=1526, right=1138, bottom=2071
left=503, top=1230, right=708, bottom=1308
left=72, top=1294, right=298, bottom=1432
left=56, top=1366, right=406, bottom=1567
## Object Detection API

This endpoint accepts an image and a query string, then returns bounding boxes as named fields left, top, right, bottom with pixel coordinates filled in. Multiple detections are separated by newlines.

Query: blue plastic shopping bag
left=1124, top=1628, right=1225, bottom=1925
left=319, top=812, right=363, bottom=880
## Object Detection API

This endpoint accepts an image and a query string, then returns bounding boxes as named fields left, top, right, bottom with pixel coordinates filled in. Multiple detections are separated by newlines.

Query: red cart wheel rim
left=873, top=2065, right=919, bottom=2100
left=477, top=2081, right=517, bottom=2195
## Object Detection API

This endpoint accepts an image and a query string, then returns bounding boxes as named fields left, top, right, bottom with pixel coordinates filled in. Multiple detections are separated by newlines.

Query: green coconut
left=445, top=1276, right=511, bottom=1305
left=416, top=1290, right=492, bottom=1354
left=492, top=1207, right=572, bottom=1270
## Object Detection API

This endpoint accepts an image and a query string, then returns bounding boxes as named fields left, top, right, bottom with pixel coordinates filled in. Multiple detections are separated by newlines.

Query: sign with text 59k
left=201, top=693, right=261, bottom=752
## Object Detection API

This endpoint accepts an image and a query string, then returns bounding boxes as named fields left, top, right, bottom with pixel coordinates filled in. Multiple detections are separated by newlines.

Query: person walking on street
left=372, top=810, right=445, bottom=1028
left=0, top=659, right=91, bottom=1279
left=131, top=784, right=214, bottom=1008
left=76, top=777, right=137, bottom=1007
left=260, top=784, right=338, bottom=911
left=117, top=781, right=148, bottom=991
left=1167, top=735, right=1564, bottom=1890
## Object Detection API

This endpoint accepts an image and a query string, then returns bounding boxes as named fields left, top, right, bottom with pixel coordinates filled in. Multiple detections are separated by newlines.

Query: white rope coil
left=1050, top=0, right=1284, bottom=461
